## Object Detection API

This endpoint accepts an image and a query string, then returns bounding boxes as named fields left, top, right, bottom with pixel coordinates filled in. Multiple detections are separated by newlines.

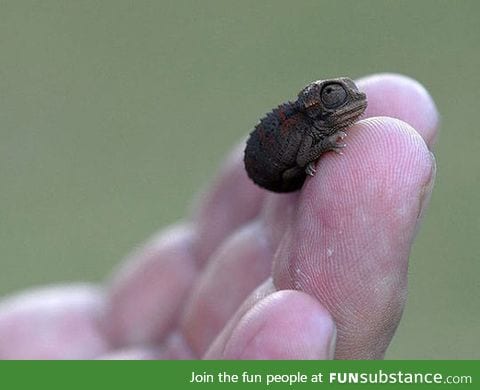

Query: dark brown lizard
left=244, top=77, right=367, bottom=192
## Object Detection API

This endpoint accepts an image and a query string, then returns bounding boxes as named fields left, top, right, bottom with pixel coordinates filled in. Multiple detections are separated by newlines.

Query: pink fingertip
left=357, top=73, right=439, bottom=148
left=221, top=290, right=336, bottom=360
left=192, top=143, right=266, bottom=265
left=181, top=221, right=272, bottom=356
left=104, top=224, right=197, bottom=347
left=0, top=284, right=108, bottom=359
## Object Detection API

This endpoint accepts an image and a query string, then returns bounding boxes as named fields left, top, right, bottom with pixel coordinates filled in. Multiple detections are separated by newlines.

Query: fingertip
left=192, top=141, right=266, bottom=264
left=303, top=116, right=434, bottom=212
left=357, top=73, right=439, bottom=148
left=180, top=221, right=272, bottom=356
left=0, top=284, right=108, bottom=359
left=104, top=224, right=197, bottom=347
left=299, top=116, right=435, bottom=255
left=221, top=290, right=336, bottom=360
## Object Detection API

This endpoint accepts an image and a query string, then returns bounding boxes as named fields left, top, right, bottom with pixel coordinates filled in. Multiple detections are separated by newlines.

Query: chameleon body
left=244, top=77, right=367, bottom=192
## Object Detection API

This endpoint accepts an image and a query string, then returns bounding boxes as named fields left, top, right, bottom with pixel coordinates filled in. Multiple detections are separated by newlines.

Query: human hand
left=0, top=73, right=438, bottom=359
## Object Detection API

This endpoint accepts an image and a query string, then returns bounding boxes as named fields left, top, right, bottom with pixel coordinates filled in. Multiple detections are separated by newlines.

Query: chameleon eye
left=321, top=83, right=347, bottom=108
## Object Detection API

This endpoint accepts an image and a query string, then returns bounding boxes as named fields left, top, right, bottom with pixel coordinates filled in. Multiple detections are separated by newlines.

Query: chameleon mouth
left=329, top=98, right=368, bottom=131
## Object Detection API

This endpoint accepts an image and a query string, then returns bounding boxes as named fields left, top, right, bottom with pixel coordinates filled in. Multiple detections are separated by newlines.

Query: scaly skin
left=244, top=77, right=367, bottom=192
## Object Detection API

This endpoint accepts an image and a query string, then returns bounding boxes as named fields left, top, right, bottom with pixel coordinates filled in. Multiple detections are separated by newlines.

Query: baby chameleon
left=244, top=77, right=367, bottom=192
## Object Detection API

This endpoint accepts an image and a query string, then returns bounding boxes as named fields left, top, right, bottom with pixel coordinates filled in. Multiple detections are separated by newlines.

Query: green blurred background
left=0, top=1, right=478, bottom=358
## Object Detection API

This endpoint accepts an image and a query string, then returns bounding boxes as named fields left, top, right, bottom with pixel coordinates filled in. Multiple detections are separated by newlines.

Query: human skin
left=0, top=73, right=438, bottom=360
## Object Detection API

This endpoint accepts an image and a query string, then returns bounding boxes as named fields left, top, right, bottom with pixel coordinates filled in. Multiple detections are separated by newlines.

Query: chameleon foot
left=326, top=130, right=347, bottom=154
left=305, top=162, right=316, bottom=176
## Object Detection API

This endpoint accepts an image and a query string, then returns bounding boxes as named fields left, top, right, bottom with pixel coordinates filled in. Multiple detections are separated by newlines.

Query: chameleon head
left=297, top=77, right=367, bottom=133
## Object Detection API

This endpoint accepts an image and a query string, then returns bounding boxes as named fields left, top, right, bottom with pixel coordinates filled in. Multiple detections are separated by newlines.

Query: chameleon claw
left=305, top=162, right=316, bottom=176
left=333, top=143, right=346, bottom=154
left=325, top=131, right=348, bottom=153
